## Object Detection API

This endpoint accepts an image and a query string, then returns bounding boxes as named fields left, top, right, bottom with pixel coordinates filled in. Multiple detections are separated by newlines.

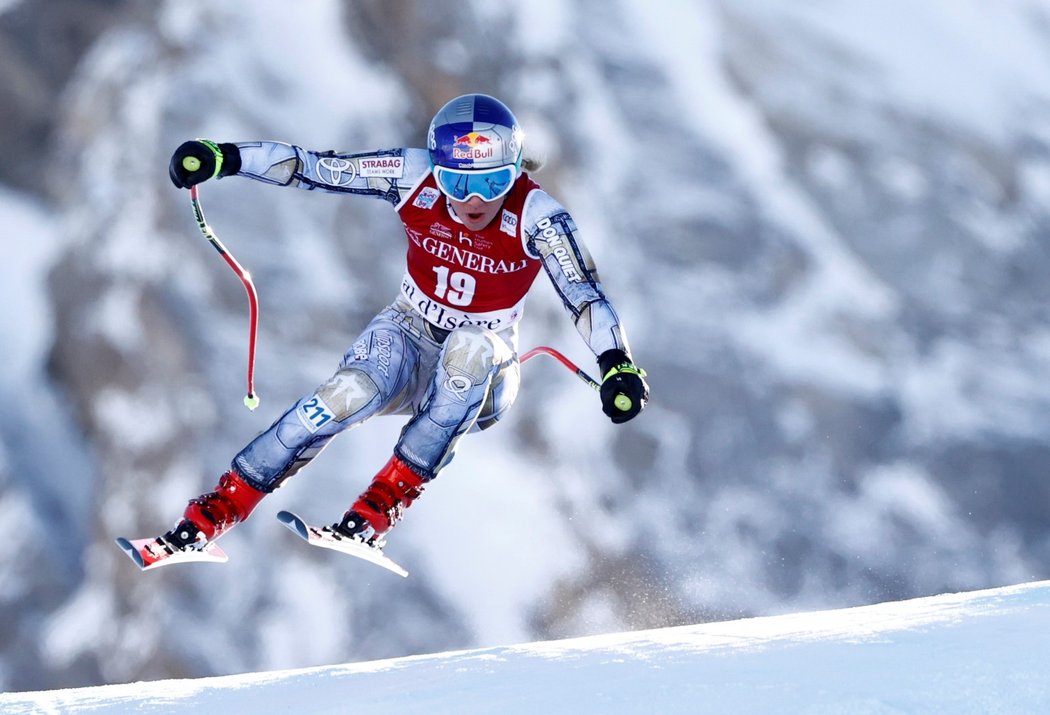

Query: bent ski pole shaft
left=188, top=182, right=261, bottom=410
left=520, top=346, right=600, bottom=392
left=522, top=346, right=635, bottom=412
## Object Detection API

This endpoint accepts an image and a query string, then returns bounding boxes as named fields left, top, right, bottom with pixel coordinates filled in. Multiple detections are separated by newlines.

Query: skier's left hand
left=169, top=139, right=241, bottom=189
left=598, top=349, right=648, bottom=424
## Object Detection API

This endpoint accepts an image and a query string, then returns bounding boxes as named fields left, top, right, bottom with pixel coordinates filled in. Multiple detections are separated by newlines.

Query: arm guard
left=522, top=189, right=632, bottom=359
left=233, top=142, right=431, bottom=206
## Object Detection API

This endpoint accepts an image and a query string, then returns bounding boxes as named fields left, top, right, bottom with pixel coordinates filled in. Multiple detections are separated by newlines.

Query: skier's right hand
left=169, top=140, right=241, bottom=189
left=598, top=349, right=649, bottom=424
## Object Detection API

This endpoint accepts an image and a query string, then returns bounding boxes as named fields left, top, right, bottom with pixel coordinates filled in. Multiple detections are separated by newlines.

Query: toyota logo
left=317, top=157, right=358, bottom=187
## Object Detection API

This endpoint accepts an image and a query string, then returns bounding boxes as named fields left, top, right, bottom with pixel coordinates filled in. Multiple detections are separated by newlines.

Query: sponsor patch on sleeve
left=316, top=157, right=358, bottom=186
left=500, top=209, right=519, bottom=237
left=359, top=156, right=405, bottom=178
left=413, top=187, right=441, bottom=209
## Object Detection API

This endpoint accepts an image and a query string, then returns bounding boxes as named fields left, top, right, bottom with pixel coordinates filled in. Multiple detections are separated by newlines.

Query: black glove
left=169, top=140, right=242, bottom=189
left=598, top=349, right=648, bottom=424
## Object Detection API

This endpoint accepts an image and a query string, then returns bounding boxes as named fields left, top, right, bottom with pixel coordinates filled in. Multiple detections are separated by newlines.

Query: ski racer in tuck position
left=133, top=94, right=648, bottom=566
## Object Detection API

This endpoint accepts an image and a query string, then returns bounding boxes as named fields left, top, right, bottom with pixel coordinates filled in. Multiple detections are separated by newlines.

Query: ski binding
left=115, top=535, right=228, bottom=571
left=276, top=510, right=408, bottom=578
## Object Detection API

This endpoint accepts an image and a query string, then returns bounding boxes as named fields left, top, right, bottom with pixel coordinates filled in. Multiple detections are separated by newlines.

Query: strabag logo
left=359, top=156, right=404, bottom=178
left=317, top=157, right=357, bottom=186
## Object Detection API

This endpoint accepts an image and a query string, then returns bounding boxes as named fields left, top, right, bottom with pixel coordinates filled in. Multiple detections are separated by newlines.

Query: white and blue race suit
left=226, top=142, right=634, bottom=488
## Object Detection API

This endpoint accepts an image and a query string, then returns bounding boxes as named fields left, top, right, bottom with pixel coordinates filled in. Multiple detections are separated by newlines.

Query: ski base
left=115, top=536, right=228, bottom=571
left=276, top=510, right=408, bottom=578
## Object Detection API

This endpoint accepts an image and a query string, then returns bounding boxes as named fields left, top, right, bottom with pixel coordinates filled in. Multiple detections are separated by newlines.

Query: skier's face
left=449, top=194, right=505, bottom=232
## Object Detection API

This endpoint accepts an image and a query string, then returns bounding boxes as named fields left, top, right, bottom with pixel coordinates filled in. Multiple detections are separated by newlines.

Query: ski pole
left=520, top=346, right=633, bottom=412
left=520, top=345, right=599, bottom=391
left=185, top=173, right=261, bottom=411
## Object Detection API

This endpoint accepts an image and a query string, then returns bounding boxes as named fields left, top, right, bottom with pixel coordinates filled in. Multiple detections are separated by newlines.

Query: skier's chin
left=450, top=197, right=502, bottom=231
left=462, top=213, right=493, bottom=230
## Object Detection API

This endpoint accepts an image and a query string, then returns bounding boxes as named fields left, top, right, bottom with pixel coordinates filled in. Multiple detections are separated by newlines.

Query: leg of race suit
left=336, top=324, right=518, bottom=541
left=232, top=309, right=420, bottom=493
left=394, top=324, right=518, bottom=479
left=176, top=308, right=421, bottom=545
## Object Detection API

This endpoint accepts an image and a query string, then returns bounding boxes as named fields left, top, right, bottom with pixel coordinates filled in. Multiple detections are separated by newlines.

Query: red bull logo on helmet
left=452, top=131, right=496, bottom=161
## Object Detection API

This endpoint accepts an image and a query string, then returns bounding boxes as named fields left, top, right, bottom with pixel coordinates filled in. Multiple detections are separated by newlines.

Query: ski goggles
left=432, top=164, right=517, bottom=202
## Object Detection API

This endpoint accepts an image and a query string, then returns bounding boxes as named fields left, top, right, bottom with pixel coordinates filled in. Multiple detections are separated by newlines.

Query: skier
left=155, top=93, right=648, bottom=558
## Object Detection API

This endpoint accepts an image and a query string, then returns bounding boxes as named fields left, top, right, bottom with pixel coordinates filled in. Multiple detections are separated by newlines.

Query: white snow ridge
left=3, top=580, right=1048, bottom=714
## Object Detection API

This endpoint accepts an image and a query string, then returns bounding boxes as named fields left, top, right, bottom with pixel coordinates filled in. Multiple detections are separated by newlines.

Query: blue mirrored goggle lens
left=434, top=166, right=516, bottom=202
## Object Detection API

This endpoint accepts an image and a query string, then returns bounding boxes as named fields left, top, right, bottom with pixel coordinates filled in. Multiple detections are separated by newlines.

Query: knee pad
left=439, top=325, right=509, bottom=392
left=314, top=366, right=383, bottom=423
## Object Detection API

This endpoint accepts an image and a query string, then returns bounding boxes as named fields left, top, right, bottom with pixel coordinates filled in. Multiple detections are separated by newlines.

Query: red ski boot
left=166, top=469, right=268, bottom=548
left=334, top=456, right=426, bottom=545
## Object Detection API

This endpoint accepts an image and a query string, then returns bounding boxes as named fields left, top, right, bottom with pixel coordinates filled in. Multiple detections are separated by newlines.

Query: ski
left=276, top=510, right=409, bottom=578
left=115, top=535, right=228, bottom=570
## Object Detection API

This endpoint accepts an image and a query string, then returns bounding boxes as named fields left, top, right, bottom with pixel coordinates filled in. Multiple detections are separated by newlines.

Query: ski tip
left=115, top=537, right=147, bottom=569
left=276, top=512, right=409, bottom=578
left=276, top=510, right=310, bottom=540
left=200, top=542, right=230, bottom=563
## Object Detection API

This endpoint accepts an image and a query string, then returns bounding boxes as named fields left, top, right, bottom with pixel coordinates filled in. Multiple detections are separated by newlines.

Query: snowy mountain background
left=2, top=0, right=1050, bottom=692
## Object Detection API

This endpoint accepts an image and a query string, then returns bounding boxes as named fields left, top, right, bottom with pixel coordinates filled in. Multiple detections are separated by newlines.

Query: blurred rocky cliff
left=1, top=0, right=1049, bottom=691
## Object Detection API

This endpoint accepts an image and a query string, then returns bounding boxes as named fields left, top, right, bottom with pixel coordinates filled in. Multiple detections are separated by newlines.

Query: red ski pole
left=186, top=178, right=260, bottom=411
left=520, top=346, right=633, bottom=412
left=520, top=346, right=601, bottom=391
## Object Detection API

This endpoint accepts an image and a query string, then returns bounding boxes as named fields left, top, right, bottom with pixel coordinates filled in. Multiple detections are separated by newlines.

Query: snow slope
left=3, top=580, right=1048, bottom=714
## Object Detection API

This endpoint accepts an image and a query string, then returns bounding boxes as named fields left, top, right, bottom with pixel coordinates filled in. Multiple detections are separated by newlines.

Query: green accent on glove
left=602, top=363, right=647, bottom=382
left=197, top=139, right=225, bottom=179
left=602, top=362, right=647, bottom=412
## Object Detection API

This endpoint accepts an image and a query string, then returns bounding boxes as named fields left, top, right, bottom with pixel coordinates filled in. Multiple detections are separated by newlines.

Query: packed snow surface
left=3, top=580, right=1048, bottom=714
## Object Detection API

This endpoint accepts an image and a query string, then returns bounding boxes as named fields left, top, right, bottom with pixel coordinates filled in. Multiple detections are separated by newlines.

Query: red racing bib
left=397, top=172, right=542, bottom=331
